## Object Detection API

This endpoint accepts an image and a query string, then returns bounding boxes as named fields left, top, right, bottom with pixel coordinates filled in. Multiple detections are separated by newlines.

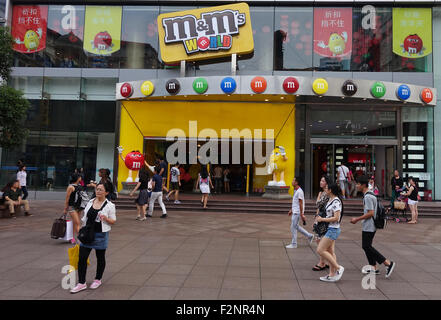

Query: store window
left=45, top=5, right=85, bottom=68
left=120, top=6, right=162, bottom=69
left=238, top=7, right=274, bottom=72
left=83, top=6, right=121, bottom=68
left=310, top=109, right=396, bottom=139
left=11, top=5, right=47, bottom=67
left=402, top=107, right=434, bottom=198
left=313, top=7, right=352, bottom=71
left=274, top=7, right=313, bottom=71
left=391, top=8, right=432, bottom=72
left=351, top=7, right=392, bottom=72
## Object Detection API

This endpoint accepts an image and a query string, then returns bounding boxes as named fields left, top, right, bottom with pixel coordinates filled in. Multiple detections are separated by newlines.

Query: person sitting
left=3, top=180, right=31, bottom=218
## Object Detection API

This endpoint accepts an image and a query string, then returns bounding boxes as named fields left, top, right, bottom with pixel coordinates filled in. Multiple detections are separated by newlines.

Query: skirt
left=80, top=232, right=109, bottom=250
left=135, top=189, right=151, bottom=205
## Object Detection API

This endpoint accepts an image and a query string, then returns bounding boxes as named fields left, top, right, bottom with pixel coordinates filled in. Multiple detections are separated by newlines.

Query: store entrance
left=312, top=143, right=396, bottom=198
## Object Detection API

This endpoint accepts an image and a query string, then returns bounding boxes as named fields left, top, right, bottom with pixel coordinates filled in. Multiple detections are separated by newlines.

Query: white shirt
left=338, top=165, right=349, bottom=181
left=291, top=187, right=305, bottom=215
left=81, top=199, right=116, bottom=233
left=17, top=171, right=27, bottom=187
left=170, top=167, right=180, bottom=183
left=325, top=197, right=342, bottom=229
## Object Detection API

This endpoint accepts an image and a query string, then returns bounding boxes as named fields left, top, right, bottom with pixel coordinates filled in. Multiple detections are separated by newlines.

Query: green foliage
left=0, top=26, right=14, bottom=82
left=0, top=27, right=30, bottom=149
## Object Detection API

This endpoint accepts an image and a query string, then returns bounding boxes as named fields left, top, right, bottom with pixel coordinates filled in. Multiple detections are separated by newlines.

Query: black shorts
left=171, top=182, right=179, bottom=191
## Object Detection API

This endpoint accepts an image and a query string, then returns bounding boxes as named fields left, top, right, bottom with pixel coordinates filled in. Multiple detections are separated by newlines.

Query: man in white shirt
left=286, top=177, right=314, bottom=249
left=337, top=163, right=350, bottom=199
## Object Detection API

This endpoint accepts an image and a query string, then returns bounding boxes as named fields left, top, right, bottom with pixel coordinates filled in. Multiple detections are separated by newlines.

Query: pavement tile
left=376, top=281, right=425, bottom=295
left=260, top=267, right=296, bottom=279
left=120, top=263, right=161, bottom=274
left=107, top=272, right=153, bottom=286
left=222, top=277, right=260, bottom=290
left=410, top=282, right=441, bottom=296
left=86, top=284, right=140, bottom=300
left=219, top=288, right=261, bottom=300
left=135, top=255, right=169, bottom=264
left=156, top=264, right=194, bottom=275
left=261, top=290, right=304, bottom=300
left=261, top=278, right=301, bottom=292
left=145, top=274, right=187, bottom=287
left=386, top=294, right=429, bottom=300
left=0, top=280, right=21, bottom=294
left=183, top=275, right=224, bottom=289
left=175, top=287, right=220, bottom=300
left=297, top=280, right=342, bottom=294
left=6, top=281, right=60, bottom=298
left=130, top=286, right=180, bottom=300
left=190, top=265, right=227, bottom=277
left=225, top=266, right=260, bottom=278
left=302, top=292, right=345, bottom=300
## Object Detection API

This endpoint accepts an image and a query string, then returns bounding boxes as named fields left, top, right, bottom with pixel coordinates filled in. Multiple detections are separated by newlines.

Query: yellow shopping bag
left=68, top=244, right=90, bottom=271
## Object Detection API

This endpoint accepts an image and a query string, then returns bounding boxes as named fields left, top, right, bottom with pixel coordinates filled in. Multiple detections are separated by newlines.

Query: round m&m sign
left=120, top=83, right=133, bottom=98
left=141, top=81, right=154, bottom=96
left=421, top=88, right=433, bottom=104
left=166, top=79, right=180, bottom=95
left=193, top=78, right=208, bottom=94
left=312, top=78, right=328, bottom=95
left=283, top=77, right=299, bottom=94
left=396, top=85, right=411, bottom=101
left=220, top=77, right=237, bottom=94
left=371, top=82, right=386, bottom=98
left=251, top=76, right=267, bottom=93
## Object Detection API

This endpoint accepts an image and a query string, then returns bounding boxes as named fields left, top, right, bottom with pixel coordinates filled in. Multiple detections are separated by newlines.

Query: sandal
left=312, top=264, right=328, bottom=271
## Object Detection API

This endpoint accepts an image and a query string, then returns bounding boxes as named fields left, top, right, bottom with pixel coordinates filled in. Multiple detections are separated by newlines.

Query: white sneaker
left=139, top=217, right=147, bottom=221
left=70, top=283, right=87, bottom=294
left=174, top=200, right=181, bottom=204
left=90, top=280, right=102, bottom=290
left=335, top=266, right=344, bottom=281
left=320, top=275, right=338, bottom=282
left=362, top=265, right=380, bottom=275
left=285, top=244, right=298, bottom=249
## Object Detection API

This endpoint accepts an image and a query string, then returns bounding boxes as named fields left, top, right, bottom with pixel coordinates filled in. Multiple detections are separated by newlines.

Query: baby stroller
left=386, top=187, right=409, bottom=223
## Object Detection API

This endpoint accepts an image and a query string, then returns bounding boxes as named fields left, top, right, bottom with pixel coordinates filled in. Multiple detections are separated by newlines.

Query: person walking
left=286, top=177, right=314, bottom=249
left=147, top=166, right=168, bottom=218
left=316, top=183, right=345, bottom=282
left=17, top=164, right=28, bottom=201
left=197, top=165, right=213, bottom=209
left=337, top=163, right=350, bottom=199
left=129, top=167, right=151, bottom=221
left=351, top=175, right=396, bottom=277
left=64, top=173, right=86, bottom=244
left=391, top=170, right=404, bottom=209
left=166, top=163, right=181, bottom=204
left=223, top=167, right=231, bottom=193
left=3, top=180, right=31, bottom=218
left=70, top=183, right=116, bottom=294
left=312, top=175, right=331, bottom=271
left=213, top=165, right=223, bottom=194
left=403, top=177, right=419, bottom=224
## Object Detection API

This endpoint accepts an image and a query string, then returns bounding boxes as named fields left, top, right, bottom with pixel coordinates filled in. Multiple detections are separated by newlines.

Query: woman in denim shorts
left=316, top=183, right=345, bottom=283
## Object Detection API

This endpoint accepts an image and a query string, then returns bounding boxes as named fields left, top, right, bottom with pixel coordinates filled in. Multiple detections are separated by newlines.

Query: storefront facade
left=1, top=0, right=441, bottom=200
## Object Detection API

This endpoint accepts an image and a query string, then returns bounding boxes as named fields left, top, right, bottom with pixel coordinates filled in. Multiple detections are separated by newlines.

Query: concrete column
left=95, top=133, right=115, bottom=182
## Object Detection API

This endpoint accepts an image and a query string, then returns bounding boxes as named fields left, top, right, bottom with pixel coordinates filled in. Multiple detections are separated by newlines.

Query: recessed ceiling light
left=318, top=120, right=323, bottom=123
left=378, top=123, right=382, bottom=126
left=281, top=97, right=285, bottom=99
left=265, top=99, right=269, bottom=102
left=336, top=126, right=340, bottom=128
left=309, top=124, right=313, bottom=127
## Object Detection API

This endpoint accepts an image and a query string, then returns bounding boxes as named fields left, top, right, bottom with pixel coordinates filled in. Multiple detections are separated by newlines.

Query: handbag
left=68, top=244, right=90, bottom=270
left=313, top=207, right=329, bottom=237
left=51, top=213, right=67, bottom=239
left=78, top=201, right=108, bottom=244
left=394, top=201, right=406, bottom=210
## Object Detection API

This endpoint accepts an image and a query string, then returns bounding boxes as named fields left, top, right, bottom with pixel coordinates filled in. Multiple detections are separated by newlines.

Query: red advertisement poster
left=314, top=8, right=352, bottom=57
left=12, top=5, right=48, bottom=53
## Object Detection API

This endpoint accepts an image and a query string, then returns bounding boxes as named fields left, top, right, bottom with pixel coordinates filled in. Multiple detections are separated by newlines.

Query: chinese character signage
left=314, top=8, right=352, bottom=58
left=12, top=5, right=48, bottom=53
left=157, top=3, right=254, bottom=64
left=393, top=8, right=432, bottom=59
left=83, top=6, right=122, bottom=55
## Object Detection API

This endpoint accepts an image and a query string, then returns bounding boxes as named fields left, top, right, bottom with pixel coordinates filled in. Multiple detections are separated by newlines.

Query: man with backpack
left=351, top=175, right=396, bottom=277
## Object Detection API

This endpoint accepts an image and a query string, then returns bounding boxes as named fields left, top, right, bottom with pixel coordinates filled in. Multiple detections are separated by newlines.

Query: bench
left=0, top=203, right=23, bottom=218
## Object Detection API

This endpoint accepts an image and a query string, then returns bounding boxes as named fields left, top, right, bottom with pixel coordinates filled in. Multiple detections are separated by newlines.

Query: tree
left=0, top=26, right=30, bottom=149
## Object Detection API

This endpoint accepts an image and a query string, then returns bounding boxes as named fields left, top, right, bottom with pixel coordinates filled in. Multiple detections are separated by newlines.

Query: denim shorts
left=324, top=227, right=341, bottom=241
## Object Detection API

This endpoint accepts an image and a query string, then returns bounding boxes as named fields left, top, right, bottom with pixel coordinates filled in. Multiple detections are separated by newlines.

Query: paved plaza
left=0, top=199, right=441, bottom=300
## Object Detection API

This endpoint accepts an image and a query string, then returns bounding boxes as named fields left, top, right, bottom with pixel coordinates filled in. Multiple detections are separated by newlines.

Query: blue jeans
left=324, top=227, right=341, bottom=241
left=290, top=214, right=313, bottom=245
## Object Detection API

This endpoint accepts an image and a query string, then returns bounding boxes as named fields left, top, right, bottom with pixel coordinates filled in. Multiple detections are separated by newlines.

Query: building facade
left=1, top=0, right=441, bottom=200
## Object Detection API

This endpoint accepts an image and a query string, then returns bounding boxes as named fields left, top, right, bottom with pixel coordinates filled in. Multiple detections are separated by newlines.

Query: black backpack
left=365, top=191, right=387, bottom=229
left=68, top=185, right=89, bottom=209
